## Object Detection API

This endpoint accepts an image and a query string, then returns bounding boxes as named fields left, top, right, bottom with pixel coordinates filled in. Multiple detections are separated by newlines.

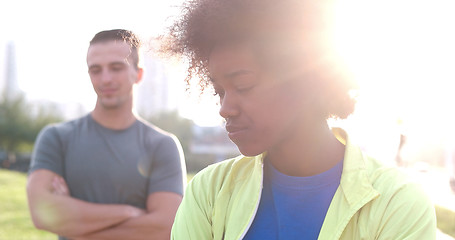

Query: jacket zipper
left=238, top=163, right=264, bottom=239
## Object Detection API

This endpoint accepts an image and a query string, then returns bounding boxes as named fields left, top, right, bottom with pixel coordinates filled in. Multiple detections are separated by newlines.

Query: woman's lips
left=225, top=124, right=248, bottom=139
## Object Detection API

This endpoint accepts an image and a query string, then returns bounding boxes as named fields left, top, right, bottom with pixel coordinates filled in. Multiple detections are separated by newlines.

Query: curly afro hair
left=162, top=0, right=358, bottom=119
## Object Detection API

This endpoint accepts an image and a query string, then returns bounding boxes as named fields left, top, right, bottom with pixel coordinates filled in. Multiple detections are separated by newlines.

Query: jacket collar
left=254, top=127, right=379, bottom=206
left=249, top=128, right=380, bottom=239
left=333, top=128, right=380, bottom=206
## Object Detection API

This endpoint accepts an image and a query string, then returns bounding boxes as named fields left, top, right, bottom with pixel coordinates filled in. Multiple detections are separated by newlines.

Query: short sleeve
left=29, top=124, right=65, bottom=177
left=147, top=135, right=186, bottom=196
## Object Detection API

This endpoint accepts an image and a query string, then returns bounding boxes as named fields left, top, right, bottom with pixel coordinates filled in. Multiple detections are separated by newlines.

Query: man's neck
left=90, top=106, right=137, bottom=130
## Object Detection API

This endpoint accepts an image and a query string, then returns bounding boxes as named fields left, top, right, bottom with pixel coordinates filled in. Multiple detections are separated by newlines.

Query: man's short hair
left=90, top=29, right=141, bottom=69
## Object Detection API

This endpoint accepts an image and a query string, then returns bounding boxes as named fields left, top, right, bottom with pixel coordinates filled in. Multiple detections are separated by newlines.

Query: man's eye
left=89, top=69, right=101, bottom=75
left=112, top=66, right=124, bottom=72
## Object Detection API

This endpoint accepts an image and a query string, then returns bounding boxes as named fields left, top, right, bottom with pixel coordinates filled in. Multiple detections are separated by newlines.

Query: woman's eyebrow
left=210, top=69, right=254, bottom=83
left=225, top=69, right=254, bottom=79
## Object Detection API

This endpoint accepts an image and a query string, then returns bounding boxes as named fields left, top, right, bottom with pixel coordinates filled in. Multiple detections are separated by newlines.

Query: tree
left=0, top=91, right=63, bottom=167
left=146, top=110, right=194, bottom=155
left=146, top=110, right=231, bottom=173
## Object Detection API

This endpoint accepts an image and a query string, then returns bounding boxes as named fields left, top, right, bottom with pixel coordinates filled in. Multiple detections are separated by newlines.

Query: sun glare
left=331, top=0, right=455, bottom=155
left=329, top=2, right=455, bottom=209
left=178, top=77, right=224, bottom=127
left=178, top=0, right=455, bottom=133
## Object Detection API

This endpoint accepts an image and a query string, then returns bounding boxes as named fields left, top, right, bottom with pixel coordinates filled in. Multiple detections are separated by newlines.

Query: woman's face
left=208, top=42, right=317, bottom=156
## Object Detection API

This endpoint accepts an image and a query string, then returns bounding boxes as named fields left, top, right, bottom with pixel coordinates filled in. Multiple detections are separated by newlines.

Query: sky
left=0, top=0, right=223, bottom=126
left=1, top=0, right=455, bottom=165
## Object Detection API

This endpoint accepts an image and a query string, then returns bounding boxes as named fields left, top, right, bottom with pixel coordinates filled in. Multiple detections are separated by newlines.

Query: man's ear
left=136, top=67, right=144, bottom=84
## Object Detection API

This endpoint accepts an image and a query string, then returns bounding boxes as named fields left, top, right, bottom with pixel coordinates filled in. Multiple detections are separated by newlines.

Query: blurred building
left=1, top=41, right=20, bottom=98
left=135, top=53, right=177, bottom=117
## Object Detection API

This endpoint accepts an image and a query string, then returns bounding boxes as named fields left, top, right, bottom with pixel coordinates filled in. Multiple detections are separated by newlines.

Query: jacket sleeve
left=171, top=172, right=213, bottom=239
left=376, top=181, right=437, bottom=240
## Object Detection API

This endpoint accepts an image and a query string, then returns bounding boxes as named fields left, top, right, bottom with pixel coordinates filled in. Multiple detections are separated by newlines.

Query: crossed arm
left=27, top=169, right=182, bottom=240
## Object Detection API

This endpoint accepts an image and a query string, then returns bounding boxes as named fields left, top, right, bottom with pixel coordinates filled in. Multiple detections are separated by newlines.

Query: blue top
left=244, top=158, right=343, bottom=240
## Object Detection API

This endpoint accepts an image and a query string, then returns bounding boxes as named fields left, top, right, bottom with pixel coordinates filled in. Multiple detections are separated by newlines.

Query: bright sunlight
left=330, top=0, right=455, bottom=158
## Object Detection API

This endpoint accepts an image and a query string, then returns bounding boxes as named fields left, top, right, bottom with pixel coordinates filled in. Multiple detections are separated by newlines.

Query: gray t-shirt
left=29, top=114, right=186, bottom=239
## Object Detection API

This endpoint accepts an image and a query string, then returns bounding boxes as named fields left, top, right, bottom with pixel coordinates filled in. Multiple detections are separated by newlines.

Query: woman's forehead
left=209, top=42, right=258, bottom=72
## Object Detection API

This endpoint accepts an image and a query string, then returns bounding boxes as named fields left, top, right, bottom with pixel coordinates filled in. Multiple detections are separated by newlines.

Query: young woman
left=163, top=0, right=436, bottom=239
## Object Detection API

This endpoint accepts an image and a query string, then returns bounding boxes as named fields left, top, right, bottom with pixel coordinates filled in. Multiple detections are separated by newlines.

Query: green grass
left=0, top=169, right=54, bottom=240
left=1, top=169, right=454, bottom=239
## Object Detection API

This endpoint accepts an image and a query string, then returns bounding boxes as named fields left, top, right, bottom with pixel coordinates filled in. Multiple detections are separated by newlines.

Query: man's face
left=208, top=42, right=314, bottom=156
left=87, top=41, right=142, bottom=110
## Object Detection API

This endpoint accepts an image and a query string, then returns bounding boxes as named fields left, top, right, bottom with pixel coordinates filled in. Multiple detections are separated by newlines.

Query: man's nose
left=100, top=70, right=113, bottom=83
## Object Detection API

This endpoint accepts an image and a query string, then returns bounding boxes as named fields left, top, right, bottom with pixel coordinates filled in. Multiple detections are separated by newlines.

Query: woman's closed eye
left=236, top=84, right=255, bottom=93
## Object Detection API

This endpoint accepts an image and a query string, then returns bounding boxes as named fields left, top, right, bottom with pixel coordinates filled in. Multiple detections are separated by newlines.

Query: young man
left=163, top=0, right=437, bottom=239
left=27, top=29, right=186, bottom=240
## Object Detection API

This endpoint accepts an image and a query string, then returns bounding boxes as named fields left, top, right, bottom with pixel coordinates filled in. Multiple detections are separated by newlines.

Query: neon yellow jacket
left=172, top=129, right=436, bottom=239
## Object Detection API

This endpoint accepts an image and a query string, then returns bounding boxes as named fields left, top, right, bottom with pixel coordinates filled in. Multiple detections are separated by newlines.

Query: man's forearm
left=74, top=192, right=182, bottom=240
left=27, top=170, right=145, bottom=237
left=74, top=210, right=171, bottom=240
left=30, top=193, right=143, bottom=237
